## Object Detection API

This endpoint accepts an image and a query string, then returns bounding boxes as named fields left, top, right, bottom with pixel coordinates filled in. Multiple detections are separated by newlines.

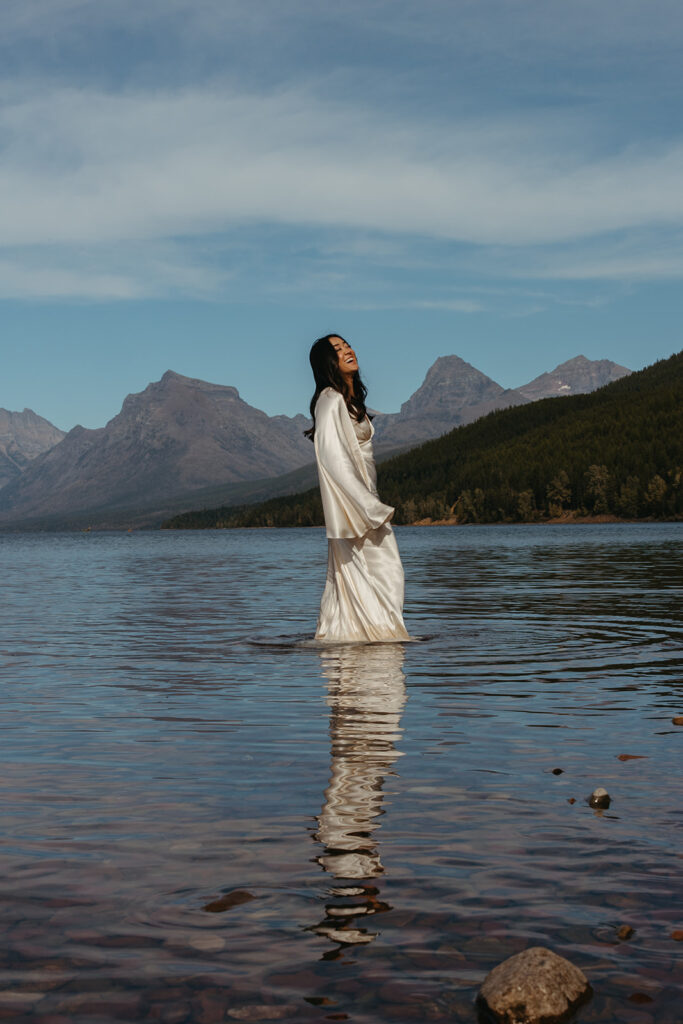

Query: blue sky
left=2, top=0, right=682, bottom=429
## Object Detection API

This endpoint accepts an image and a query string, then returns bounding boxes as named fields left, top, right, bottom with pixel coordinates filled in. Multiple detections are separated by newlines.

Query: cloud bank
left=1, top=0, right=683, bottom=301
left=3, top=84, right=683, bottom=249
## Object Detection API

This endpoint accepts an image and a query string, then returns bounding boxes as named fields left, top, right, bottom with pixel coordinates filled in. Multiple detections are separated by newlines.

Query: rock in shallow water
left=477, top=946, right=592, bottom=1024
left=203, top=890, right=255, bottom=913
left=589, top=787, right=610, bottom=808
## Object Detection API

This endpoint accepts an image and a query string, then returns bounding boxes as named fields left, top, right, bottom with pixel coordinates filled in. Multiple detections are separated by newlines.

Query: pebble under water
left=0, top=523, right=681, bottom=1023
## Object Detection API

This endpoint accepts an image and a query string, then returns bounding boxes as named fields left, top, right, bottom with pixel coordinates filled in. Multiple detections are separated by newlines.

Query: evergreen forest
left=163, top=350, right=683, bottom=529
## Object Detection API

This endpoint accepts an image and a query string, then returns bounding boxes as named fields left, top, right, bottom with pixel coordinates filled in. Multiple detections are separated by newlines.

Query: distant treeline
left=163, top=351, right=683, bottom=529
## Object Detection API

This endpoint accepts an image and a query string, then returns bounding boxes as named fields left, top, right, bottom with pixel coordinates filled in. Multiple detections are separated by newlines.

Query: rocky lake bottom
left=0, top=523, right=681, bottom=1023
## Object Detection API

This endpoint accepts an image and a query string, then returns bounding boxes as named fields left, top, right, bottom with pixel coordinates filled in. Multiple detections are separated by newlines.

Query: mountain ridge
left=372, top=353, right=629, bottom=448
left=165, top=351, right=680, bottom=529
left=0, top=371, right=313, bottom=525
left=516, top=355, right=631, bottom=402
left=373, top=355, right=529, bottom=447
left=0, top=354, right=633, bottom=529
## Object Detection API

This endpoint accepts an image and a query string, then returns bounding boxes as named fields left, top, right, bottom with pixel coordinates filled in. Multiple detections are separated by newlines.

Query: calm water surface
left=0, top=524, right=681, bottom=1023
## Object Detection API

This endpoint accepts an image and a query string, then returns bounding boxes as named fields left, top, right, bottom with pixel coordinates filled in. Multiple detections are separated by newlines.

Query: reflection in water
left=312, top=643, right=406, bottom=949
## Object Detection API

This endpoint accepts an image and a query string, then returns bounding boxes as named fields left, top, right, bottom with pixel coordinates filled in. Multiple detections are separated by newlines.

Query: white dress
left=314, top=387, right=409, bottom=642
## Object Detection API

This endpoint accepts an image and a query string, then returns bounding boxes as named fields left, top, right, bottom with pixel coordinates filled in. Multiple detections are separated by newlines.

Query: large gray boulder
left=477, top=946, right=591, bottom=1024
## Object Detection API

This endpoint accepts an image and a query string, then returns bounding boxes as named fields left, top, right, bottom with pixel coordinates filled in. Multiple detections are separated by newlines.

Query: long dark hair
left=304, top=334, right=369, bottom=441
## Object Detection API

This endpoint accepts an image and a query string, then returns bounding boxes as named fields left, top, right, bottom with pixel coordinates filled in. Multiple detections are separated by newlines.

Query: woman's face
left=330, top=336, right=358, bottom=377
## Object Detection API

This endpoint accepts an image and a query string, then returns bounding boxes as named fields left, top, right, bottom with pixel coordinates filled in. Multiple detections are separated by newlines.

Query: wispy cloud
left=0, top=240, right=232, bottom=301
left=0, top=261, right=142, bottom=301
left=1, top=82, right=683, bottom=281
left=534, top=254, right=683, bottom=281
left=3, top=82, right=683, bottom=249
left=409, top=299, right=485, bottom=313
left=490, top=227, right=683, bottom=283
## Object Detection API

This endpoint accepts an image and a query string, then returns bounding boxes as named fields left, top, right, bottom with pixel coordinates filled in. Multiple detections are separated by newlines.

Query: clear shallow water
left=0, top=523, right=681, bottom=1024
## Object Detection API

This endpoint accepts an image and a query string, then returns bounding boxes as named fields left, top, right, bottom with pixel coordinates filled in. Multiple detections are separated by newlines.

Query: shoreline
left=1, top=515, right=680, bottom=534
left=409, top=513, right=679, bottom=527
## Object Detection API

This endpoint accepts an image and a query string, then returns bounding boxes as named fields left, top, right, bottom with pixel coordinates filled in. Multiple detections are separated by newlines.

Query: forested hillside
left=163, top=351, right=682, bottom=528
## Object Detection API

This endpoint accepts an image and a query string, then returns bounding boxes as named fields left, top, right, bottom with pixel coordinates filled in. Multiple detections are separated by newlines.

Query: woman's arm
left=314, top=389, right=394, bottom=539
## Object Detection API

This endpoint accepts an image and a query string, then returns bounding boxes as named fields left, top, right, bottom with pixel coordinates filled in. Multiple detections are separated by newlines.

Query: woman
left=307, top=334, right=409, bottom=642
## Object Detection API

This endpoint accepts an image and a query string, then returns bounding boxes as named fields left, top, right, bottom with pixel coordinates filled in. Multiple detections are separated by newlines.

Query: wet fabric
left=313, top=388, right=409, bottom=642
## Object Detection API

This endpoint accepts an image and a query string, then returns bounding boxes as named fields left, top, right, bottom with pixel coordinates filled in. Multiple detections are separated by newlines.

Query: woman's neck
left=340, top=375, right=354, bottom=401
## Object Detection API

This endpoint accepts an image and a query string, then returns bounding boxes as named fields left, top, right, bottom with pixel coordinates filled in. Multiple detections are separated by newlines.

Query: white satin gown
left=313, top=387, right=409, bottom=643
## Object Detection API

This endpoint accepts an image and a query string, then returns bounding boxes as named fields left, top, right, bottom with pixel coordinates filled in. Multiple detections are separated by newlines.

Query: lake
left=0, top=524, right=681, bottom=1023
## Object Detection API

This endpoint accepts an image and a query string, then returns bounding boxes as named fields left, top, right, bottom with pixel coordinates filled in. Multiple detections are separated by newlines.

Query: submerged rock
left=228, top=1006, right=298, bottom=1020
left=589, top=788, right=610, bottom=809
left=617, top=924, right=634, bottom=940
left=203, top=890, right=255, bottom=913
left=628, top=992, right=653, bottom=1004
left=477, top=946, right=591, bottom=1024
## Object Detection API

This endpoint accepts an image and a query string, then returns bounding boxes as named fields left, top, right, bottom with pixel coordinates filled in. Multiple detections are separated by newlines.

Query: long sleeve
left=314, top=388, right=395, bottom=540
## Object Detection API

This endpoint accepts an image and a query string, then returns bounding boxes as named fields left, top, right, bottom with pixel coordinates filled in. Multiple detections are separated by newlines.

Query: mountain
left=168, top=351, right=682, bottom=528
left=372, top=355, right=528, bottom=447
left=372, top=354, right=633, bottom=448
left=0, top=408, right=65, bottom=490
left=0, top=353, right=636, bottom=530
left=0, top=371, right=312, bottom=526
left=516, top=355, right=631, bottom=401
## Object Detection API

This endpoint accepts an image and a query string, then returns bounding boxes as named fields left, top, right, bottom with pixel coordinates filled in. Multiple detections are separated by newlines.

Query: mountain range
left=0, top=354, right=631, bottom=529
left=373, top=354, right=630, bottom=446
left=0, top=408, right=66, bottom=491
left=167, top=351, right=681, bottom=529
left=0, top=371, right=311, bottom=526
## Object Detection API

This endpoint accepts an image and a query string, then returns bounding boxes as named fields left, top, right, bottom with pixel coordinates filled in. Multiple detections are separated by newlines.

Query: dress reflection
left=311, top=643, right=406, bottom=950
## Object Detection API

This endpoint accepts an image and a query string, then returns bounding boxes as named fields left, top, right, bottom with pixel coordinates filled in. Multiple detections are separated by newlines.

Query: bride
left=306, top=334, right=409, bottom=643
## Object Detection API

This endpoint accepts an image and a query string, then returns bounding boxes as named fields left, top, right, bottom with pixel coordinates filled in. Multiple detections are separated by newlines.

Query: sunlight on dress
left=314, top=388, right=409, bottom=643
